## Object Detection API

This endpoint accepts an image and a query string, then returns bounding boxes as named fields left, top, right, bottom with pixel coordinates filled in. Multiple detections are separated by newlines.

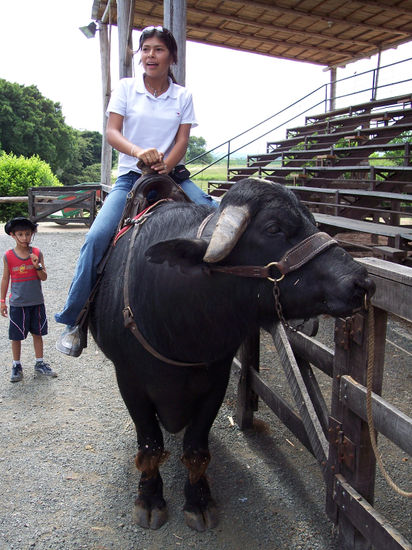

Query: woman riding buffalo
left=55, top=25, right=216, bottom=357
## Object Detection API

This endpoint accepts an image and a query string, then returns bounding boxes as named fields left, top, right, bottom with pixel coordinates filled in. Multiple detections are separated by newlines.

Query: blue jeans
left=180, top=178, right=218, bottom=207
left=55, top=172, right=217, bottom=326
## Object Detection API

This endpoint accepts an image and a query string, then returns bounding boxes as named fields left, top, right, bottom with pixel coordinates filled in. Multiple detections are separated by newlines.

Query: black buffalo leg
left=181, top=361, right=231, bottom=532
left=133, top=434, right=169, bottom=529
left=181, top=446, right=217, bottom=531
left=116, top=374, right=169, bottom=529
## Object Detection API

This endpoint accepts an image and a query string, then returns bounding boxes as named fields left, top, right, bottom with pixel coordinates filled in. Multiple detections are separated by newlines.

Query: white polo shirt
left=107, top=73, right=198, bottom=176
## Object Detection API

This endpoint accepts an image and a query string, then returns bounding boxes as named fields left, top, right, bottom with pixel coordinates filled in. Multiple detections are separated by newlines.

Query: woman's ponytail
left=168, top=68, right=178, bottom=84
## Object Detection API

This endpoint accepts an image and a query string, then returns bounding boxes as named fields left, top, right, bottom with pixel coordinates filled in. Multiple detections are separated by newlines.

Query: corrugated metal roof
left=91, top=0, right=412, bottom=68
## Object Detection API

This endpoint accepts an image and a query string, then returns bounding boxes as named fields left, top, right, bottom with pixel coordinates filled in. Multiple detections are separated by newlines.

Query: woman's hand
left=136, top=148, right=169, bottom=174
left=137, top=148, right=164, bottom=166
left=151, top=160, right=169, bottom=174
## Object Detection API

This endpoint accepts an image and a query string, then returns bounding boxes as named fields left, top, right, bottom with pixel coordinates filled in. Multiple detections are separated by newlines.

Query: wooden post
left=326, top=308, right=387, bottom=549
left=99, top=21, right=112, bottom=187
left=329, top=67, right=337, bottom=112
left=236, top=330, right=260, bottom=430
left=164, top=0, right=186, bottom=86
left=117, top=0, right=133, bottom=79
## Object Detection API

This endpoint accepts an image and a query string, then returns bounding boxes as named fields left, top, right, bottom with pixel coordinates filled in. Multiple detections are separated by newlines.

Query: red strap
left=113, top=200, right=171, bottom=246
left=113, top=206, right=152, bottom=246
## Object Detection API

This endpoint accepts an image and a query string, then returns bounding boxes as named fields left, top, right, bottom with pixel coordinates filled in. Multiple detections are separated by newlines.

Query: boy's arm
left=1, top=257, right=10, bottom=317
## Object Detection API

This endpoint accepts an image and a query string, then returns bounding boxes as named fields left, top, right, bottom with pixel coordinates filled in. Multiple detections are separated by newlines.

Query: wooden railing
left=0, top=196, right=29, bottom=203
left=234, top=257, right=412, bottom=550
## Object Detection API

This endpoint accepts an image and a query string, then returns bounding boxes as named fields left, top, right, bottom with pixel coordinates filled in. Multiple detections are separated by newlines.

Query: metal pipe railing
left=186, top=57, right=412, bottom=180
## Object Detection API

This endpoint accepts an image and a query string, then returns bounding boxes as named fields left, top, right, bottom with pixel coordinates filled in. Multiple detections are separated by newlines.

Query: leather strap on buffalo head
left=208, top=232, right=337, bottom=281
left=272, top=231, right=338, bottom=277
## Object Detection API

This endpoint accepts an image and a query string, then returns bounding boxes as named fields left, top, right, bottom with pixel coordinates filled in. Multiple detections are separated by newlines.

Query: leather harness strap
left=207, top=232, right=337, bottom=281
left=271, top=232, right=337, bottom=275
left=122, top=207, right=206, bottom=368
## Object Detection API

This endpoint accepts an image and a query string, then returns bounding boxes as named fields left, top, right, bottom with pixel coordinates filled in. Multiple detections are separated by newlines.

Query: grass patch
left=188, top=164, right=229, bottom=192
left=189, top=163, right=228, bottom=181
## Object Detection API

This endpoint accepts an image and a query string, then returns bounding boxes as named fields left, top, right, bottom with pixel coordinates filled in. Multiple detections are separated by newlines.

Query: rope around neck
left=366, top=305, right=412, bottom=498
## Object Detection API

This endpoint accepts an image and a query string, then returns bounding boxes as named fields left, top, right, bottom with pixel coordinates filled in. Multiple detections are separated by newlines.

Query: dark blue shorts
left=9, top=304, right=48, bottom=341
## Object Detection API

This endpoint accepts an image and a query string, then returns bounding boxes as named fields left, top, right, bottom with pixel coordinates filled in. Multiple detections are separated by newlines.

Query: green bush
left=0, top=152, right=61, bottom=222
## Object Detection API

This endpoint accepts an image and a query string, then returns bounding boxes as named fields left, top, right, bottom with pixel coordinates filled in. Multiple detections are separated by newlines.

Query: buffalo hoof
left=184, top=500, right=219, bottom=532
left=133, top=498, right=168, bottom=530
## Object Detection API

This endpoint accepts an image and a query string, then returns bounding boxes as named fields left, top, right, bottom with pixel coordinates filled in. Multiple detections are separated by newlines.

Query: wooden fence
left=234, top=257, right=411, bottom=550
left=28, top=184, right=111, bottom=226
left=0, top=184, right=112, bottom=226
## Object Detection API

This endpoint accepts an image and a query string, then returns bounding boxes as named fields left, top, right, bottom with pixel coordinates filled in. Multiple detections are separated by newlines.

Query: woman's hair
left=138, top=26, right=178, bottom=83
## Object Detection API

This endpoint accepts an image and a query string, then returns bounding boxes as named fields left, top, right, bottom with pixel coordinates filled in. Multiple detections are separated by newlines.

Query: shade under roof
left=91, top=0, right=412, bottom=68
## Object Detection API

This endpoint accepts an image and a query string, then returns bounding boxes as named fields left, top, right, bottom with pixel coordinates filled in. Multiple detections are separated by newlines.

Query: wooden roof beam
left=129, top=8, right=374, bottom=61
left=127, top=14, right=352, bottom=66
left=185, top=7, right=374, bottom=48
left=131, top=12, right=163, bottom=28
left=186, top=36, right=332, bottom=66
left=353, top=0, right=412, bottom=18
left=236, top=0, right=411, bottom=37
left=95, top=1, right=411, bottom=39
left=182, top=21, right=366, bottom=60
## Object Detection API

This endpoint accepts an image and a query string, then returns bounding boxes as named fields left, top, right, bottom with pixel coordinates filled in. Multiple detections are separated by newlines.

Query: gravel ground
left=0, top=222, right=410, bottom=550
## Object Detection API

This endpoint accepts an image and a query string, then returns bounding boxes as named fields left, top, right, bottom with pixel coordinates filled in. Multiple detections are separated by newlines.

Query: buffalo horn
left=203, top=205, right=250, bottom=263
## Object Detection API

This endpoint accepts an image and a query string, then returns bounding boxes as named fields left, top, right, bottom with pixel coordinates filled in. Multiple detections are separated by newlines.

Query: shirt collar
left=136, top=72, right=178, bottom=99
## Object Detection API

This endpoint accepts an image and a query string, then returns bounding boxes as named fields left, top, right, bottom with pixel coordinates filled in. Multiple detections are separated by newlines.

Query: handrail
left=186, top=57, right=412, bottom=179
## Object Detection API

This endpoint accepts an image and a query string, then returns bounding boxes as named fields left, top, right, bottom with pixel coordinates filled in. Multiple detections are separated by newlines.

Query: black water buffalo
left=89, top=178, right=374, bottom=532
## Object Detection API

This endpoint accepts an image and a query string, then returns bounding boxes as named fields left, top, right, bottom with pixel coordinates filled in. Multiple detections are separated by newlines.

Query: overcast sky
left=1, top=0, right=411, bottom=155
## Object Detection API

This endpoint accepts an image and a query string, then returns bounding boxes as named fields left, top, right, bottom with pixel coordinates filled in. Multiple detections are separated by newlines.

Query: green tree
left=186, top=136, right=213, bottom=164
left=79, top=163, right=102, bottom=183
left=76, top=130, right=117, bottom=170
left=0, top=79, right=74, bottom=176
left=369, top=131, right=412, bottom=167
left=0, top=80, right=110, bottom=186
left=77, top=130, right=102, bottom=166
left=59, top=130, right=99, bottom=186
left=386, top=131, right=412, bottom=165
left=60, top=130, right=115, bottom=185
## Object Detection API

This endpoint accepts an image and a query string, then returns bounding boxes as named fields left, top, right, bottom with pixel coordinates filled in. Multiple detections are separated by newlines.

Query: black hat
left=5, top=217, right=38, bottom=235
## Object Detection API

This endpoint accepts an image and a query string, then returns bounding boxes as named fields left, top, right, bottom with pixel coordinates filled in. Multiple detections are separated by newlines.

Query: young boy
left=1, top=217, right=56, bottom=382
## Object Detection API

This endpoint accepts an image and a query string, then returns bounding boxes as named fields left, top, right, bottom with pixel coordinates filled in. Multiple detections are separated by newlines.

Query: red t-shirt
left=4, top=247, right=44, bottom=306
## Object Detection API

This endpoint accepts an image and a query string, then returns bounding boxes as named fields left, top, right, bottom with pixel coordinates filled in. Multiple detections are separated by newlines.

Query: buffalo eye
left=264, top=222, right=280, bottom=235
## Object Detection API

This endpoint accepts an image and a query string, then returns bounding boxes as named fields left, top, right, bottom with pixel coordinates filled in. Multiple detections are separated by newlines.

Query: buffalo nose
left=363, top=276, right=376, bottom=299
left=355, top=276, right=376, bottom=302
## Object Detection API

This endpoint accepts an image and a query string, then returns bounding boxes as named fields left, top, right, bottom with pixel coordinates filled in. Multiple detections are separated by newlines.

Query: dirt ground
left=0, top=222, right=410, bottom=550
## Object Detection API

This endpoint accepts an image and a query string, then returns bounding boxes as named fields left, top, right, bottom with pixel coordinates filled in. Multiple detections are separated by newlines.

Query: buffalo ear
left=145, top=238, right=209, bottom=272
